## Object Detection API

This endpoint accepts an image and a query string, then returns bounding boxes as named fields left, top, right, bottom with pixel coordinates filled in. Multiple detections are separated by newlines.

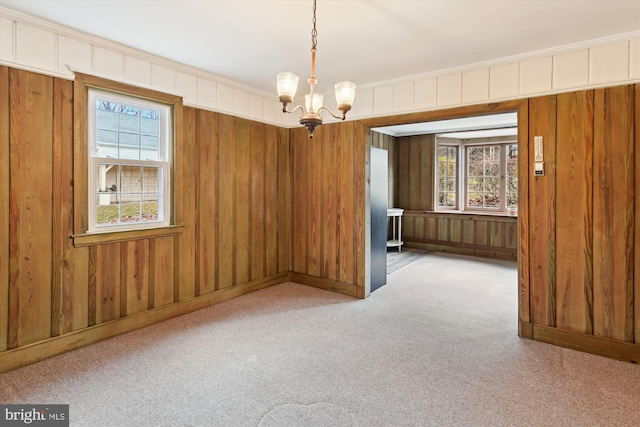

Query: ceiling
left=1, top=0, right=639, bottom=97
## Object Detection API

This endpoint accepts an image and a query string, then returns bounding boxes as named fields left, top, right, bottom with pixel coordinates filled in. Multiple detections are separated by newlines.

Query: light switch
left=534, top=162, right=544, bottom=176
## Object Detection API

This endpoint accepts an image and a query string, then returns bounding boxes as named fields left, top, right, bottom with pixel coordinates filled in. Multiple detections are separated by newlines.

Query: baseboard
left=403, top=240, right=517, bottom=261
left=533, top=325, right=640, bottom=364
left=0, top=273, right=289, bottom=374
left=519, top=321, right=533, bottom=339
left=288, top=272, right=358, bottom=298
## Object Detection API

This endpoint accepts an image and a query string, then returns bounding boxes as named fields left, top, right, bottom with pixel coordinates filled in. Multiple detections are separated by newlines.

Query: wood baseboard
left=288, top=273, right=358, bottom=298
left=533, top=325, right=640, bottom=364
left=0, top=273, right=288, bottom=374
left=519, top=321, right=533, bottom=339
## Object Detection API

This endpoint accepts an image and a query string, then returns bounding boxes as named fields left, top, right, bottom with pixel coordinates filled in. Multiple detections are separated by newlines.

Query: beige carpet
left=1, top=252, right=639, bottom=426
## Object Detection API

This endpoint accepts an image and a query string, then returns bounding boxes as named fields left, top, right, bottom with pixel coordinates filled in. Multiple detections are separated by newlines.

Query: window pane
left=437, top=145, right=457, bottom=209
left=506, top=154, right=518, bottom=208
left=466, top=145, right=503, bottom=210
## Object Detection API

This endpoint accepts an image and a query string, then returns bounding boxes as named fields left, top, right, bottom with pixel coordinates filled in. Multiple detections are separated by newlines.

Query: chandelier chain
left=311, top=0, right=317, bottom=49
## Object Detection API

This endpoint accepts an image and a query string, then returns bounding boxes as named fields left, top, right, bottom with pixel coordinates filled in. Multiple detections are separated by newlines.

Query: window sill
left=434, top=210, right=517, bottom=218
left=406, top=210, right=517, bottom=220
left=72, top=224, right=184, bottom=247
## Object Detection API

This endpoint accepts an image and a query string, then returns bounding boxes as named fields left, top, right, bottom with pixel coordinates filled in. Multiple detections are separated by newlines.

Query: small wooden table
left=387, top=208, right=404, bottom=252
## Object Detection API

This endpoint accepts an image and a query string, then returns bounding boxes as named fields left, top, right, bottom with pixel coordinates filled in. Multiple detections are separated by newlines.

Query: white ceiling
left=2, top=0, right=639, bottom=97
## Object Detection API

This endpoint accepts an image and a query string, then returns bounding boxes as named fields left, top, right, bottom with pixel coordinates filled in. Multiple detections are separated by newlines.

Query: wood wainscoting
left=400, top=211, right=518, bottom=261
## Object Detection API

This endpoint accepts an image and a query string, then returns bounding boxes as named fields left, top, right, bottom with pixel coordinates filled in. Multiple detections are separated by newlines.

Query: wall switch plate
left=534, top=162, right=544, bottom=176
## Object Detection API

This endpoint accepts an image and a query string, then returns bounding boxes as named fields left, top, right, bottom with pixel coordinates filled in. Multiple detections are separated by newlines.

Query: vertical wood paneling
left=264, top=127, right=278, bottom=276
left=8, top=69, right=53, bottom=348
left=397, top=141, right=410, bottom=208
left=308, top=127, right=322, bottom=277
left=449, top=218, right=461, bottom=243
left=462, top=218, right=474, bottom=244
left=51, top=77, right=88, bottom=335
left=175, top=106, right=197, bottom=300
left=0, top=66, right=9, bottom=351
left=437, top=218, right=448, bottom=241
left=337, top=123, right=355, bottom=283
left=408, top=138, right=421, bottom=209
left=475, top=220, right=488, bottom=246
left=95, top=243, right=121, bottom=323
left=352, top=122, right=367, bottom=293
left=555, top=90, right=594, bottom=334
left=518, top=100, right=531, bottom=328
left=323, top=124, right=338, bottom=279
left=218, top=114, right=236, bottom=288
left=235, top=118, right=250, bottom=284
left=277, top=127, right=290, bottom=273
left=150, top=236, right=174, bottom=308
left=291, top=128, right=308, bottom=274
left=122, top=240, right=149, bottom=316
left=635, top=84, right=640, bottom=344
left=593, top=86, right=634, bottom=342
left=0, top=66, right=295, bottom=372
left=489, top=221, right=504, bottom=247
left=414, top=216, right=425, bottom=240
left=529, top=96, right=557, bottom=327
left=197, top=109, right=218, bottom=294
left=251, top=122, right=266, bottom=280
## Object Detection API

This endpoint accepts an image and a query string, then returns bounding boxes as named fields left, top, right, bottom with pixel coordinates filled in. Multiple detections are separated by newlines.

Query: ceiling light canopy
left=277, top=0, right=356, bottom=138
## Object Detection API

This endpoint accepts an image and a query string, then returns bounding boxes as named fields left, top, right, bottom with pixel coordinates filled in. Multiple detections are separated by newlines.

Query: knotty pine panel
left=309, top=126, right=323, bottom=277
left=217, top=114, right=236, bottom=288
left=8, top=69, right=53, bottom=348
left=291, top=127, right=309, bottom=274
left=0, top=66, right=10, bottom=351
left=528, top=96, right=557, bottom=327
left=197, top=109, right=218, bottom=294
left=94, top=243, right=121, bottom=323
left=592, top=85, right=634, bottom=342
left=150, top=236, right=174, bottom=308
left=337, top=123, right=356, bottom=284
left=635, top=84, right=640, bottom=345
left=277, top=127, right=291, bottom=273
left=235, top=119, right=250, bottom=285
left=251, top=122, right=267, bottom=280
left=353, top=121, right=367, bottom=293
left=264, top=126, right=279, bottom=276
left=175, top=106, right=198, bottom=301
left=122, top=239, right=149, bottom=316
left=555, top=90, right=594, bottom=334
left=51, top=77, right=89, bottom=336
left=322, top=124, right=338, bottom=279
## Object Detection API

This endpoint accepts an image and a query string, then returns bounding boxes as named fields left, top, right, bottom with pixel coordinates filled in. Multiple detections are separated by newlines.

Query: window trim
left=435, top=137, right=518, bottom=215
left=87, top=88, right=171, bottom=232
left=72, top=73, right=183, bottom=247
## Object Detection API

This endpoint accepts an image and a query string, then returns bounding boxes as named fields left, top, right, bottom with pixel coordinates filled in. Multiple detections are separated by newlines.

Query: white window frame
left=87, top=89, right=172, bottom=233
left=435, top=138, right=517, bottom=214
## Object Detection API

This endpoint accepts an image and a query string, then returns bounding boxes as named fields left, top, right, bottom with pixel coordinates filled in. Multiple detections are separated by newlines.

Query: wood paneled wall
left=0, top=66, right=291, bottom=372
left=526, top=85, right=639, bottom=362
left=289, top=122, right=366, bottom=298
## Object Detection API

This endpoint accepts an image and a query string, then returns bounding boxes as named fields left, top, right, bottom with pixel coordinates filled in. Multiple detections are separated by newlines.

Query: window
left=437, top=140, right=517, bottom=213
left=87, top=89, right=172, bottom=232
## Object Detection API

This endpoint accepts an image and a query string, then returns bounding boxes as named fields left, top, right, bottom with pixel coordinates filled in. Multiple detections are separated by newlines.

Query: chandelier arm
left=282, top=104, right=305, bottom=115
left=317, top=106, right=346, bottom=121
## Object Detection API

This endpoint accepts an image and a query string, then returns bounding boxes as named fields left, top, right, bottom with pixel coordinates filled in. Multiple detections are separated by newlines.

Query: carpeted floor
left=1, top=252, right=639, bottom=426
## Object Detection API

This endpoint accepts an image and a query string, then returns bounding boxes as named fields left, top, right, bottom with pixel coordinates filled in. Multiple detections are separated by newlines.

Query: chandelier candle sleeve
left=276, top=0, right=356, bottom=137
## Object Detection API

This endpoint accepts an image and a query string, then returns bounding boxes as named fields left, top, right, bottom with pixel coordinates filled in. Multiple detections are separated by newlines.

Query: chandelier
left=276, top=0, right=356, bottom=138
